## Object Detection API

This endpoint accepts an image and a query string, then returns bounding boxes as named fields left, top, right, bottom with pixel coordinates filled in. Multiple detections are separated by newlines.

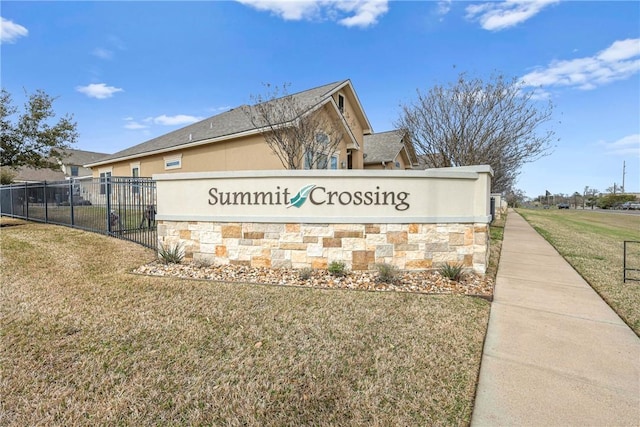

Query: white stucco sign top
left=153, top=166, right=493, bottom=224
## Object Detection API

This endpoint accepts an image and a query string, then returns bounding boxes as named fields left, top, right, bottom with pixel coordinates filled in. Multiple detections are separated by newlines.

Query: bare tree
left=606, top=183, right=622, bottom=194
left=396, top=73, right=556, bottom=192
left=243, top=84, right=345, bottom=170
left=505, top=187, right=527, bottom=207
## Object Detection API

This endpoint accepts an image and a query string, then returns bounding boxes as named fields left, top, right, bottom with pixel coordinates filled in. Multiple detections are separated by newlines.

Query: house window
left=304, top=151, right=338, bottom=170
left=164, top=154, right=182, bottom=170
left=131, top=162, right=140, bottom=178
left=316, top=132, right=329, bottom=145
left=70, top=166, right=79, bottom=177
left=330, top=156, right=338, bottom=170
left=99, top=170, right=112, bottom=195
left=338, top=94, right=345, bottom=113
left=304, top=132, right=337, bottom=169
left=131, top=163, right=140, bottom=194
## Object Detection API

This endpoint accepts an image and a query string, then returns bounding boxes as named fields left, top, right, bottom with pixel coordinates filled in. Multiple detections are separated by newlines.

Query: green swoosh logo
left=287, top=184, right=316, bottom=208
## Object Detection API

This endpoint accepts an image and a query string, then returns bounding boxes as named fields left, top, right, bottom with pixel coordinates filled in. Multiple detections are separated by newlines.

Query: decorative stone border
left=158, top=221, right=489, bottom=274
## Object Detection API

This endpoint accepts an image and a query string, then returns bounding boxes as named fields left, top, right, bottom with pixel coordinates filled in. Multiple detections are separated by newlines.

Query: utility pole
left=622, top=161, right=626, bottom=193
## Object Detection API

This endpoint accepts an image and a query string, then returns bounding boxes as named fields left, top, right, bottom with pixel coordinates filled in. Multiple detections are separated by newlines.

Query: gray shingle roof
left=10, top=149, right=109, bottom=182
left=14, top=167, right=66, bottom=182
left=62, top=148, right=110, bottom=165
left=88, top=80, right=349, bottom=166
left=363, top=130, right=406, bottom=164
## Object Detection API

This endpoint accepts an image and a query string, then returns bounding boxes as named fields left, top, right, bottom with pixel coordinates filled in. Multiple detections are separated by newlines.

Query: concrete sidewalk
left=471, top=210, right=640, bottom=426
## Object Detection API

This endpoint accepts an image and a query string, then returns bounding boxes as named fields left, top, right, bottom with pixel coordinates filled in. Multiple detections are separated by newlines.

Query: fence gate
left=623, top=241, right=640, bottom=283
left=0, top=177, right=157, bottom=249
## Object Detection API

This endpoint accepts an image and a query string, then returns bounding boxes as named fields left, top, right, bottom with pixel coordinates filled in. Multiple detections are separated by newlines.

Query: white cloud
left=235, top=0, right=319, bottom=20
left=335, top=1, right=388, bottom=28
left=597, top=38, right=640, bottom=62
left=125, top=114, right=203, bottom=130
left=208, top=105, right=232, bottom=113
left=76, top=83, right=124, bottom=99
left=123, top=118, right=148, bottom=130
left=521, top=38, right=640, bottom=91
left=92, top=36, right=125, bottom=60
left=600, top=134, right=640, bottom=157
left=92, top=48, right=114, bottom=60
left=235, top=0, right=388, bottom=28
left=436, top=0, right=452, bottom=18
left=1, top=17, right=28, bottom=44
left=151, top=114, right=204, bottom=126
left=465, top=0, right=559, bottom=31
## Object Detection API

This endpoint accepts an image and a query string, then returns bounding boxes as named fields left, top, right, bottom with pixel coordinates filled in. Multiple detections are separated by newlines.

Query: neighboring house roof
left=10, top=148, right=110, bottom=183
left=13, top=167, right=66, bottom=182
left=364, top=130, right=418, bottom=167
left=62, top=148, right=110, bottom=166
left=86, top=79, right=373, bottom=168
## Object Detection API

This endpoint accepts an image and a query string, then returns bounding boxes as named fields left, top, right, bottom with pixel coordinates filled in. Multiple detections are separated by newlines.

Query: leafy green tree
left=1, top=88, right=78, bottom=170
left=396, top=72, right=556, bottom=192
left=597, top=193, right=635, bottom=209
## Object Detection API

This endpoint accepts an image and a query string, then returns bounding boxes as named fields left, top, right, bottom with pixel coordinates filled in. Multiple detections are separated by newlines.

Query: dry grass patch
left=518, top=209, right=640, bottom=334
left=1, top=220, right=489, bottom=426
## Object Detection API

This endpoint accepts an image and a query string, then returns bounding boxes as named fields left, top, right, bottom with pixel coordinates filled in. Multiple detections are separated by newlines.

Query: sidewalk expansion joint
left=480, top=352, right=640, bottom=396
left=490, top=301, right=630, bottom=327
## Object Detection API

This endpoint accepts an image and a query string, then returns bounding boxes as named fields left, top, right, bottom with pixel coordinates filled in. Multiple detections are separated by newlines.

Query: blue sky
left=2, top=0, right=638, bottom=197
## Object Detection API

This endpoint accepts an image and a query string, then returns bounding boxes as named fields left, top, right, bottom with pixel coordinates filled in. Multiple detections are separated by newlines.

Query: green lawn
left=22, top=204, right=150, bottom=231
left=518, top=208, right=640, bottom=334
left=1, top=218, right=490, bottom=426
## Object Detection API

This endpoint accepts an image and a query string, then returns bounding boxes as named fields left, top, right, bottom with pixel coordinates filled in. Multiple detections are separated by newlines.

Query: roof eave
left=84, top=127, right=265, bottom=168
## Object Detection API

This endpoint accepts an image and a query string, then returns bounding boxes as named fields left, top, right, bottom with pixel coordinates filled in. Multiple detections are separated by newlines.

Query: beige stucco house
left=85, top=80, right=383, bottom=178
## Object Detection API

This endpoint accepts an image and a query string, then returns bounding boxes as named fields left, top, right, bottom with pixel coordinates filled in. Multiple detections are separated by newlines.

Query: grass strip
left=1, top=218, right=490, bottom=426
left=517, top=208, right=640, bottom=334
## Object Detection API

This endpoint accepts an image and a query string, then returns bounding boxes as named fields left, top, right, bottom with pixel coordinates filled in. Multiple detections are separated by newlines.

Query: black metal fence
left=623, top=241, right=640, bottom=283
left=0, top=177, right=157, bottom=249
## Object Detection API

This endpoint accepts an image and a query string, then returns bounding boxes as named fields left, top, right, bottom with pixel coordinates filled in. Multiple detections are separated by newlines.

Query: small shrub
left=192, top=258, right=214, bottom=268
left=328, top=260, right=347, bottom=277
left=0, top=168, right=16, bottom=185
left=158, top=242, right=184, bottom=264
left=375, top=263, right=399, bottom=283
left=298, top=267, right=313, bottom=280
left=439, top=262, right=464, bottom=281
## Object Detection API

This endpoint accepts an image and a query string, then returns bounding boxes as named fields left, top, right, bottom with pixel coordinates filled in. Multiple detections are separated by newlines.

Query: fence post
left=8, top=185, right=13, bottom=216
left=43, top=181, right=48, bottom=222
left=624, top=241, right=628, bottom=283
left=490, top=196, right=495, bottom=223
left=24, top=182, right=28, bottom=218
left=69, top=179, right=75, bottom=227
left=106, top=176, right=112, bottom=234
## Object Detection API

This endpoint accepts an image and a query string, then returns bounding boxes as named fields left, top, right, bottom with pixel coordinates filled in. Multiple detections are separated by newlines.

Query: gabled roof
left=13, top=167, right=65, bottom=183
left=10, top=148, right=110, bottom=183
left=86, top=80, right=372, bottom=168
left=364, top=130, right=418, bottom=166
left=61, top=148, right=110, bottom=166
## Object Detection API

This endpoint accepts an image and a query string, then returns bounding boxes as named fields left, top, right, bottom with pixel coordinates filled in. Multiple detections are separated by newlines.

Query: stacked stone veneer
left=158, top=221, right=490, bottom=274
